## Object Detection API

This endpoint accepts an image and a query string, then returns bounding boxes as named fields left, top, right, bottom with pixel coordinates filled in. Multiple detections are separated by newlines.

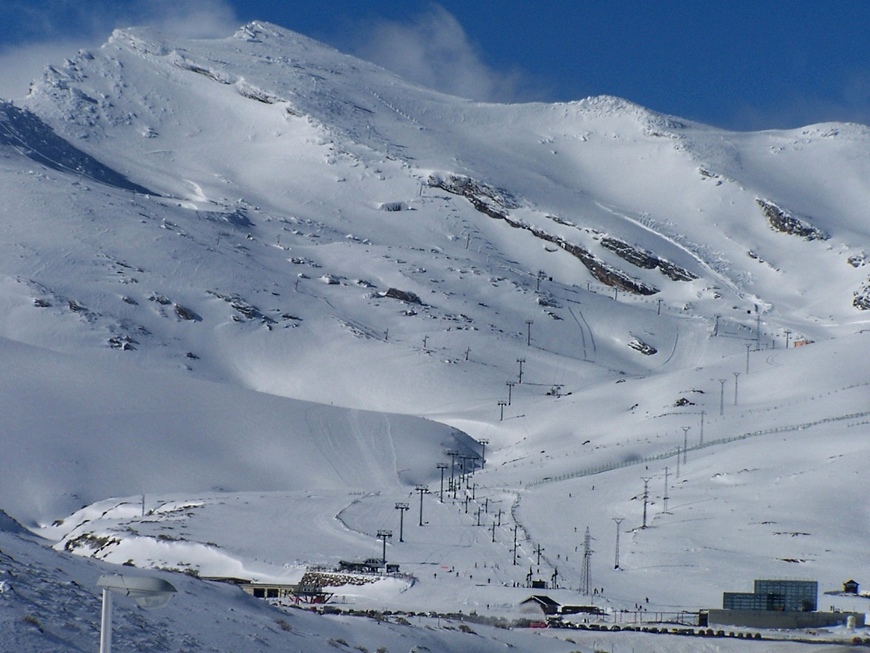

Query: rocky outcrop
left=853, top=282, right=870, bottom=310
left=600, top=237, right=697, bottom=282
left=429, top=174, right=660, bottom=295
left=628, top=337, right=657, bottom=355
left=756, top=199, right=827, bottom=241
left=384, top=288, right=423, bottom=304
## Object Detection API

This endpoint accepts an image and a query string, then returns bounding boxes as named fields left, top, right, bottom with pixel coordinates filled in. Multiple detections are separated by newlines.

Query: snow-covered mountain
left=2, top=21, right=869, bottom=651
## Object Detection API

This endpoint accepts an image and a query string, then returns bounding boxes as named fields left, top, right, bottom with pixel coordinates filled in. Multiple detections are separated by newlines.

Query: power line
left=682, top=426, right=690, bottom=464
left=641, top=477, right=652, bottom=529
left=580, top=527, right=594, bottom=595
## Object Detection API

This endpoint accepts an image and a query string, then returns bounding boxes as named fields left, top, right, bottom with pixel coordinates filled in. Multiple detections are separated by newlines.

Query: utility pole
left=756, top=308, right=762, bottom=351
left=394, top=503, right=409, bottom=542
left=719, top=379, right=727, bottom=416
left=377, top=529, right=392, bottom=565
left=505, top=381, right=514, bottom=406
left=581, top=527, right=593, bottom=595
left=525, top=320, right=534, bottom=346
left=733, top=371, right=740, bottom=406
left=446, top=449, right=459, bottom=497
left=458, top=455, right=470, bottom=488
left=476, top=505, right=483, bottom=526
left=663, top=467, right=670, bottom=513
left=436, top=462, right=448, bottom=502
left=641, top=477, right=652, bottom=529
left=491, top=520, right=497, bottom=542
left=535, top=543, right=545, bottom=566
left=415, top=486, right=429, bottom=526
left=613, top=518, right=624, bottom=570
left=682, top=427, right=690, bottom=464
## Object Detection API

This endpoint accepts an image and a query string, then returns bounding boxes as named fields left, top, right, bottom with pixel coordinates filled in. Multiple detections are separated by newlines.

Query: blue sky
left=1, top=0, right=868, bottom=131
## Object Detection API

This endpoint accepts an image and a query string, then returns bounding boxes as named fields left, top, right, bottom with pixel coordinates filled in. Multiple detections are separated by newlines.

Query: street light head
left=97, top=574, right=177, bottom=610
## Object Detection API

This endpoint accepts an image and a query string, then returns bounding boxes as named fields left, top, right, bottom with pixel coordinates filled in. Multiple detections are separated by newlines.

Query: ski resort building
left=722, top=579, right=818, bottom=612
left=710, top=579, right=865, bottom=628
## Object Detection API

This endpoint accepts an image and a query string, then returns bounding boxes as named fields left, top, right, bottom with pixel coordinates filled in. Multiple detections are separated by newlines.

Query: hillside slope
left=1, top=21, right=869, bottom=652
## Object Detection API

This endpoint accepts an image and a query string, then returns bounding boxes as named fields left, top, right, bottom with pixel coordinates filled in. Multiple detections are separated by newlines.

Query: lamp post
left=97, top=574, right=177, bottom=653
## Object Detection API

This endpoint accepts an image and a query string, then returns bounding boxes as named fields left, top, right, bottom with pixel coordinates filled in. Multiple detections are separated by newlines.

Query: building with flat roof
left=709, top=577, right=870, bottom=629
left=723, top=579, right=817, bottom=612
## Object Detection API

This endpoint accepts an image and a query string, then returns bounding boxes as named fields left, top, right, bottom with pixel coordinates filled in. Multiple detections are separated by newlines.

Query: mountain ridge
left=1, top=21, right=869, bottom=651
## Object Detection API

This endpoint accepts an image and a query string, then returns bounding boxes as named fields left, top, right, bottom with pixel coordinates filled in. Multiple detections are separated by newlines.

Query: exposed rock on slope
left=429, top=174, right=660, bottom=295
left=756, top=198, right=828, bottom=241
left=600, top=236, right=696, bottom=282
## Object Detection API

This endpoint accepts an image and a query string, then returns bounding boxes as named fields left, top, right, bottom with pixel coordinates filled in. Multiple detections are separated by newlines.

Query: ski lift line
left=526, top=409, right=870, bottom=488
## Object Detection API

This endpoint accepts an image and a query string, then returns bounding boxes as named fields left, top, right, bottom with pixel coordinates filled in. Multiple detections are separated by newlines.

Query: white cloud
left=351, top=5, right=524, bottom=103
left=0, top=0, right=239, bottom=100
left=128, top=0, right=239, bottom=39
left=0, top=41, right=88, bottom=100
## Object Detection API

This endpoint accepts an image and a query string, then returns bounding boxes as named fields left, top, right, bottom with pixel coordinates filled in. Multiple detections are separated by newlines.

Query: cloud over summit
left=350, top=5, right=526, bottom=103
